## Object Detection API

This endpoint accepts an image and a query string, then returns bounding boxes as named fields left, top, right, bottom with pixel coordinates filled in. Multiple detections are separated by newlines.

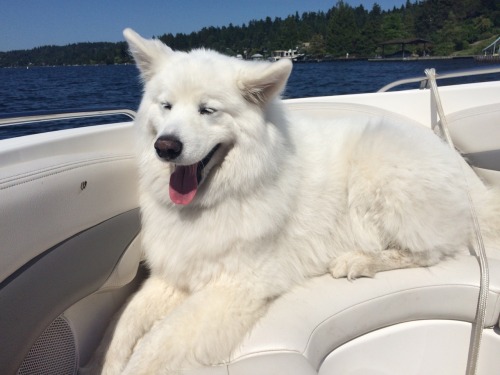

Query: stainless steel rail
left=0, top=108, right=136, bottom=127
left=378, top=65, right=500, bottom=92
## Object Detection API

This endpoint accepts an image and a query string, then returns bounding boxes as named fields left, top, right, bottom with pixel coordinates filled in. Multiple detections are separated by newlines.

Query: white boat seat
left=285, top=101, right=426, bottom=129
left=185, top=253, right=500, bottom=374
left=445, top=102, right=500, bottom=185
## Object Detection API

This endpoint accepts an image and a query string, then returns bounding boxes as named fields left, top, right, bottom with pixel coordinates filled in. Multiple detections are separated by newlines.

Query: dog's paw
left=329, top=252, right=377, bottom=280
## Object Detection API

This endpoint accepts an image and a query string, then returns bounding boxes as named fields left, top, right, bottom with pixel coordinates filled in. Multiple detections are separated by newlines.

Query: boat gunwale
left=377, top=65, right=500, bottom=92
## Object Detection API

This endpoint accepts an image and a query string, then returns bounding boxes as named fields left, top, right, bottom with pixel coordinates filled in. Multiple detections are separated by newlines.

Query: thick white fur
left=102, top=29, right=500, bottom=374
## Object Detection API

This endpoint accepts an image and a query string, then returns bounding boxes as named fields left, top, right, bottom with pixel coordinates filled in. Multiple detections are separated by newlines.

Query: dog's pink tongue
left=169, top=164, right=198, bottom=205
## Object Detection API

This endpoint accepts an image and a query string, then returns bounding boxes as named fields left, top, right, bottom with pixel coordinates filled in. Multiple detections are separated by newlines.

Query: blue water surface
left=0, top=59, right=497, bottom=139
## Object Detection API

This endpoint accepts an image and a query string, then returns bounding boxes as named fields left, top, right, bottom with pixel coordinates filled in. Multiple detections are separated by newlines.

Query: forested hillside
left=0, top=43, right=131, bottom=67
left=1, top=0, right=498, bottom=67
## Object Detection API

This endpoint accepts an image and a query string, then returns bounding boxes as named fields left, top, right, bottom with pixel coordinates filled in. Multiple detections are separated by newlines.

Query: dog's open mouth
left=169, top=144, right=221, bottom=205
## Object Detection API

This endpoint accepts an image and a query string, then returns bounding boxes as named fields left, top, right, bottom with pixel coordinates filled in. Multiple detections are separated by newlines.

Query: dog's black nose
left=154, top=135, right=183, bottom=161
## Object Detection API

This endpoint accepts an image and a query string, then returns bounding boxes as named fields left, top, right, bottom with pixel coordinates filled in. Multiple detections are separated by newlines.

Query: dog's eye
left=199, top=106, right=217, bottom=115
left=161, top=102, right=172, bottom=110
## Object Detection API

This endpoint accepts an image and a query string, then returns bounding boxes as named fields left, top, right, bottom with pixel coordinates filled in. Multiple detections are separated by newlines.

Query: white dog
left=102, top=28, right=500, bottom=374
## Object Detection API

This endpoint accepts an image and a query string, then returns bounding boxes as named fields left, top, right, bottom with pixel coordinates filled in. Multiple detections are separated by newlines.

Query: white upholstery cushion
left=0, top=123, right=139, bottom=283
left=182, top=254, right=500, bottom=374
left=444, top=103, right=500, bottom=185
left=447, top=103, right=500, bottom=154
left=231, top=255, right=500, bottom=367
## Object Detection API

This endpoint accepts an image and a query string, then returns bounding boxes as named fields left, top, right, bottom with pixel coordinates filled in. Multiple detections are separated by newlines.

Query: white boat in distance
left=0, top=66, right=500, bottom=375
left=269, top=48, right=305, bottom=61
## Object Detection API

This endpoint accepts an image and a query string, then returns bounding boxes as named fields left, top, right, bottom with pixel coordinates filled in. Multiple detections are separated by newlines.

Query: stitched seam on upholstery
left=0, top=154, right=132, bottom=183
left=0, top=155, right=134, bottom=190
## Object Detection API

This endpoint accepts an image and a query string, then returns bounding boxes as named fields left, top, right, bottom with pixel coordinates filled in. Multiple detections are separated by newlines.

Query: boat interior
left=1, top=68, right=500, bottom=374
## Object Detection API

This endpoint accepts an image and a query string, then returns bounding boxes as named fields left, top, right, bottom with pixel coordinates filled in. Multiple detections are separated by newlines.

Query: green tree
left=308, top=34, right=326, bottom=56
left=327, top=1, right=362, bottom=56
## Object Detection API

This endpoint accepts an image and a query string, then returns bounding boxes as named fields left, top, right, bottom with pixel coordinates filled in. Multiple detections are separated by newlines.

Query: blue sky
left=1, top=0, right=408, bottom=52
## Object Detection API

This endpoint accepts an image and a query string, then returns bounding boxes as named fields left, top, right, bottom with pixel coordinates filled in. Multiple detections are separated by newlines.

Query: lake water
left=0, top=58, right=497, bottom=139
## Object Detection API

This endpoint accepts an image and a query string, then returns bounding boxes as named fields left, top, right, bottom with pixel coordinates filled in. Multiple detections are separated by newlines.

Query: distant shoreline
left=4, top=55, right=500, bottom=69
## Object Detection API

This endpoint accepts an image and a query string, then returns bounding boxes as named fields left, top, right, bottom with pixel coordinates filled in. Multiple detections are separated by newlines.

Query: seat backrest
left=446, top=103, right=500, bottom=186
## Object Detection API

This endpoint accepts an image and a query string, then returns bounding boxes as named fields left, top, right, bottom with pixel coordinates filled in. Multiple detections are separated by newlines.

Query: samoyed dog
left=102, top=29, right=500, bottom=374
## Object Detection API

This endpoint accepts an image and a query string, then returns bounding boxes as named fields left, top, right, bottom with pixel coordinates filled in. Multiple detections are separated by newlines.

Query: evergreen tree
left=327, top=1, right=362, bottom=56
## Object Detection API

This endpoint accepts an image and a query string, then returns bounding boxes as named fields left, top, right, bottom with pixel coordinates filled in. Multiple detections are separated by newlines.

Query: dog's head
left=124, top=28, right=292, bottom=207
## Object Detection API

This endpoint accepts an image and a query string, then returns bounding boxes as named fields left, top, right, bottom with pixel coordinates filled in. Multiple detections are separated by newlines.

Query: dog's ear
left=239, top=59, right=292, bottom=105
left=123, top=28, right=172, bottom=81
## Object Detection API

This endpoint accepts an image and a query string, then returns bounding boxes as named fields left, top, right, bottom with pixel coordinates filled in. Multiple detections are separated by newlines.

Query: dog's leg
left=329, top=249, right=436, bottom=280
left=101, top=275, right=187, bottom=375
left=120, top=283, right=270, bottom=375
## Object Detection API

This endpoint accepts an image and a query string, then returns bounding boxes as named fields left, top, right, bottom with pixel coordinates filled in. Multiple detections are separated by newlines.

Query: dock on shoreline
left=474, top=55, right=500, bottom=63
left=295, top=55, right=479, bottom=63
left=368, top=55, right=476, bottom=62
